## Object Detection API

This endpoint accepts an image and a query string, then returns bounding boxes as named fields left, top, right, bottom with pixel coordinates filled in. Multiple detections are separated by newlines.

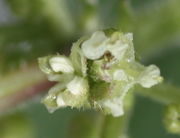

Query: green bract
left=38, top=30, right=163, bottom=117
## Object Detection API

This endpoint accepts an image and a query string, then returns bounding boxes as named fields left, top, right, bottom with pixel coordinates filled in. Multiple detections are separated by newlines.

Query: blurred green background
left=0, top=0, right=180, bottom=138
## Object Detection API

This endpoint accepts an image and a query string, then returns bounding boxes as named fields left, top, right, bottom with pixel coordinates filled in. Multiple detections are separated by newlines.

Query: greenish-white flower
left=39, top=30, right=163, bottom=117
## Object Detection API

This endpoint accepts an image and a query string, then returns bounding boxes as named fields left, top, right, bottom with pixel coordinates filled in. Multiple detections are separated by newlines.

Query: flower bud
left=164, top=104, right=180, bottom=134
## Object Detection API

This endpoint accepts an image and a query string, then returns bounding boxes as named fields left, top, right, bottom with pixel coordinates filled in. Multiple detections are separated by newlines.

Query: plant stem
left=0, top=66, right=55, bottom=114
left=0, top=80, right=55, bottom=114
left=93, top=93, right=134, bottom=138
left=90, top=113, right=105, bottom=138
left=135, top=83, right=180, bottom=104
left=101, top=115, right=129, bottom=138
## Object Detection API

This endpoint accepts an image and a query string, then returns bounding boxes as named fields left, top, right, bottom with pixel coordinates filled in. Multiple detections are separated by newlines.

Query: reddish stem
left=0, top=80, right=56, bottom=113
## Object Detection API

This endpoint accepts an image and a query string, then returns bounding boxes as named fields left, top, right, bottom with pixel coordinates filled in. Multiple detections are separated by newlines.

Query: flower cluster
left=38, top=30, right=163, bottom=117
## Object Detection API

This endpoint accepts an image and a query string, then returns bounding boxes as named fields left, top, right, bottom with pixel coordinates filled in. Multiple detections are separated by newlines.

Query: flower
left=38, top=30, right=163, bottom=117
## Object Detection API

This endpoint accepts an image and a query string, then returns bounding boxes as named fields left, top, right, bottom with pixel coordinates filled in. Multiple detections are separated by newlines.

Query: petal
left=81, top=31, right=108, bottom=60
left=108, top=42, right=128, bottom=61
left=107, top=32, right=134, bottom=61
left=57, top=95, right=66, bottom=107
left=101, top=98, right=124, bottom=117
left=67, top=76, right=88, bottom=95
left=113, top=69, right=128, bottom=81
left=49, top=56, right=74, bottom=73
left=42, top=82, right=67, bottom=113
left=138, top=65, right=163, bottom=88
